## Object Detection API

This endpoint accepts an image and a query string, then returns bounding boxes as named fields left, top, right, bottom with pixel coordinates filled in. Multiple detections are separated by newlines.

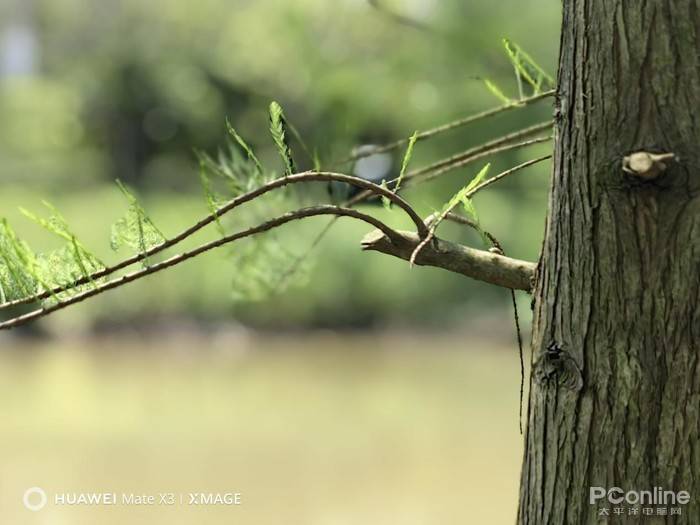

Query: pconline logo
left=590, top=487, right=691, bottom=506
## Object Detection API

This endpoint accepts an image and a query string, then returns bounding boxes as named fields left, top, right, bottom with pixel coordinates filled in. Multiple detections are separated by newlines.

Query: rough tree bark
left=519, top=1, right=700, bottom=523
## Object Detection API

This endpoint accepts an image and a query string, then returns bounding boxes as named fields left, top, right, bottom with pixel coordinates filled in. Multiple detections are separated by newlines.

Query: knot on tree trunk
left=622, top=151, right=676, bottom=180
left=533, top=342, right=583, bottom=392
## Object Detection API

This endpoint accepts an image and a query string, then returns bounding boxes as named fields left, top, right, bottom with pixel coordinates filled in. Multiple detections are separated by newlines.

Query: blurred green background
left=1, top=0, right=560, bottom=523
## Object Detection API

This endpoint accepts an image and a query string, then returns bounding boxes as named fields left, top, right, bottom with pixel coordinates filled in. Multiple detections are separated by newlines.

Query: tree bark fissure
left=519, top=1, right=700, bottom=524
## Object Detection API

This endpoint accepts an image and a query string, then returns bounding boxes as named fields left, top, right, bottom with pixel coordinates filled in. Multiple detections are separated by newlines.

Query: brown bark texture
left=519, top=1, right=700, bottom=523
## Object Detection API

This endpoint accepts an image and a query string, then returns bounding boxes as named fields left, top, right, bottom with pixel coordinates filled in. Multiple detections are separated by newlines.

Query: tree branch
left=361, top=229, right=535, bottom=292
left=347, top=122, right=552, bottom=205
left=0, top=172, right=425, bottom=311
left=409, top=155, right=551, bottom=264
left=334, top=90, right=554, bottom=166
left=0, top=206, right=401, bottom=331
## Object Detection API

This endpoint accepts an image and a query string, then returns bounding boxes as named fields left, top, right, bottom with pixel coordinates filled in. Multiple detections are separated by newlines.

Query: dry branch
left=361, top=229, right=535, bottom=292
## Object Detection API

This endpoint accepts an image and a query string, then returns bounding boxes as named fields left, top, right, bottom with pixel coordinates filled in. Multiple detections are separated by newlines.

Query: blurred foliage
left=0, top=0, right=560, bottom=330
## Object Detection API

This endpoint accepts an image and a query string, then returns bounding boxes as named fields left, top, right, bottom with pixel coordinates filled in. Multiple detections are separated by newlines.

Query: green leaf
left=20, top=201, right=104, bottom=270
left=460, top=197, right=490, bottom=248
left=230, top=235, right=311, bottom=302
left=110, top=180, right=166, bottom=265
left=444, top=163, right=491, bottom=212
left=268, top=101, right=296, bottom=176
left=199, top=165, right=226, bottom=237
left=195, top=149, right=245, bottom=197
left=20, top=205, right=71, bottom=243
left=0, top=219, right=72, bottom=303
left=225, top=119, right=264, bottom=176
left=0, top=219, right=38, bottom=299
left=464, top=162, right=491, bottom=193
left=394, top=131, right=418, bottom=194
left=380, top=180, right=392, bottom=211
left=503, top=39, right=555, bottom=96
left=312, top=149, right=322, bottom=172
left=482, top=79, right=513, bottom=104
left=70, top=236, right=97, bottom=287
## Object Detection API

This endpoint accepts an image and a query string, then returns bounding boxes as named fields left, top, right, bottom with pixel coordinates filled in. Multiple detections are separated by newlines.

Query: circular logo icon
left=23, top=487, right=47, bottom=511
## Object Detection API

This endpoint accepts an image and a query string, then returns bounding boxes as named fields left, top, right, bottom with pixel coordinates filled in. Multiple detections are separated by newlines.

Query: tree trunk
left=518, top=1, right=700, bottom=523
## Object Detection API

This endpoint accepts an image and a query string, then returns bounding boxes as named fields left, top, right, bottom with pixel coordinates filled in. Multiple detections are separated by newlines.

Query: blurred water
left=0, top=331, right=524, bottom=524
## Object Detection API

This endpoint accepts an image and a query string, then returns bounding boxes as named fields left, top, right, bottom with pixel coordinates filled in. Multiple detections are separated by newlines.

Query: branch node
left=622, top=151, right=675, bottom=180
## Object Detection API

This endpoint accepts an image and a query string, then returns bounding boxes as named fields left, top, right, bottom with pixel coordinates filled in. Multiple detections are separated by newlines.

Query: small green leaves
left=19, top=202, right=105, bottom=293
left=312, top=149, right=322, bottom=172
left=431, top=163, right=491, bottom=246
left=503, top=39, right=555, bottom=96
left=380, top=180, right=392, bottom=211
left=395, top=131, right=418, bottom=193
left=20, top=203, right=72, bottom=243
left=269, top=101, right=296, bottom=176
left=444, top=163, right=491, bottom=213
left=409, top=163, right=492, bottom=266
left=229, top=236, right=310, bottom=302
left=20, top=201, right=104, bottom=270
left=463, top=162, right=491, bottom=194
left=0, top=219, right=38, bottom=300
left=110, top=180, right=166, bottom=265
left=481, top=40, right=554, bottom=103
left=0, top=218, right=91, bottom=303
left=381, top=131, right=418, bottom=210
left=225, top=119, right=264, bottom=176
left=453, top=164, right=491, bottom=248
left=199, top=165, right=226, bottom=237
left=460, top=197, right=490, bottom=248
left=196, top=142, right=265, bottom=196
left=483, top=79, right=513, bottom=104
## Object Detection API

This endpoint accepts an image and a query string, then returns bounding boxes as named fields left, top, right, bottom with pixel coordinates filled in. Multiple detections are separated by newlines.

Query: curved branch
left=0, top=206, right=400, bottom=331
left=0, top=172, right=425, bottom=311
left=275, top=142, right=552, bottom=291
left=361, top=229, right=535, bottom=292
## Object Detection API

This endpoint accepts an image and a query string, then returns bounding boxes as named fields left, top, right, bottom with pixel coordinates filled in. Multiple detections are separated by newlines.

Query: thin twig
left=429, top=213, right=526, bottom=434
left=0, top=206, right=399, bottom=331
left=404, top=122, right=552, bottom=182
left=347, top=121, right=553, bottom=206
left=0, top=172, right=426, bottom=311
left=411, top=136, right=551, bottom=187
left=512, top=288, right=525, bottom=435
left=409, top=155, right=552, bottom=265
left=333, top=91, right=554, bottom=167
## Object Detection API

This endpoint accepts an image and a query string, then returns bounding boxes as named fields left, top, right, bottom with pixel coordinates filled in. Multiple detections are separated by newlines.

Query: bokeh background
left=1, top=0, right=560, bottom=523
